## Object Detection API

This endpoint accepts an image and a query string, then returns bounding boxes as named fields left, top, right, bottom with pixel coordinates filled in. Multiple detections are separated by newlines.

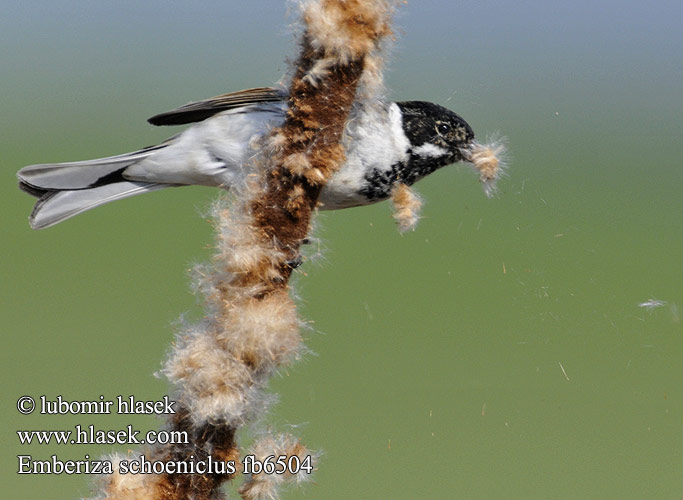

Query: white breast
left=320, top=102, right=410, bottom=209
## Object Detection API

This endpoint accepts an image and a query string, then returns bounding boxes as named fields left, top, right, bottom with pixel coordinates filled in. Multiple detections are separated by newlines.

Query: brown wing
left=147, top=87, right=286, bottom=126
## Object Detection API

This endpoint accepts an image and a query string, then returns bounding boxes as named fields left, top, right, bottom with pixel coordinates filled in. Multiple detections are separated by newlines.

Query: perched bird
left=18, top=87, right=496, bottom=229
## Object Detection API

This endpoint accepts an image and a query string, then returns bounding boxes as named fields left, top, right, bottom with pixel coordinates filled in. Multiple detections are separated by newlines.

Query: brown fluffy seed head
left=216, top=292, right=302, bottom=372
left=210, top=200, right=288, bottom=292
left=108, top=2, right=399, bottom=499
left=303, top=0, right=394, bottom=65
left=164, top=327, right=257, bottom=426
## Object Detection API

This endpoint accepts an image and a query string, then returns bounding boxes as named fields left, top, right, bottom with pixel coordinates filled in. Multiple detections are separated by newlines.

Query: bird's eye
left=436, top=123, right=451, bottom=135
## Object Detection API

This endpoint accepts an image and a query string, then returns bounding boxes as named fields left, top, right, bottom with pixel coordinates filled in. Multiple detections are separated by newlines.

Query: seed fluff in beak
left=463, top=136, right=508, bottom=197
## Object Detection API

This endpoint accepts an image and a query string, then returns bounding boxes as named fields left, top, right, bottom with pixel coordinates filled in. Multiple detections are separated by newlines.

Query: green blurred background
left=2, top=1, right=681, bottom=498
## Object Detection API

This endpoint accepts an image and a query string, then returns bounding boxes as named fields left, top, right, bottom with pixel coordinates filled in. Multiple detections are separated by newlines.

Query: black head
left=396, top=101, right=475, bottom=168
left=358, top=101, right=477, bottom=203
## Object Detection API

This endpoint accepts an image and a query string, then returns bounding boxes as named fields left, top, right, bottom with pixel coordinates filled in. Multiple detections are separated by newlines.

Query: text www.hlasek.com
left=17, top=426, right=188, bottom=446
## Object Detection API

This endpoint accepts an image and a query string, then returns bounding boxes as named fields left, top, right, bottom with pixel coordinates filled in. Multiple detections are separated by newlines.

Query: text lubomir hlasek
left=39, top=395, right=176, bottom=415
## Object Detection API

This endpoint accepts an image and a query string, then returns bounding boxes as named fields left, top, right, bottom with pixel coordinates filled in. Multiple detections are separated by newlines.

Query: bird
left=17, top=86, right=486, bottom=229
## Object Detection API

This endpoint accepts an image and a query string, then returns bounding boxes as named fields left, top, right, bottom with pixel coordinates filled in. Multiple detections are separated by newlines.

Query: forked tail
left=18, top=144, right=174, bottom=229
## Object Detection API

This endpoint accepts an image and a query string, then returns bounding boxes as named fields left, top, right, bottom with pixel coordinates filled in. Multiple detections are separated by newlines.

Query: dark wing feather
left=147, top=87, right=287, bottom=126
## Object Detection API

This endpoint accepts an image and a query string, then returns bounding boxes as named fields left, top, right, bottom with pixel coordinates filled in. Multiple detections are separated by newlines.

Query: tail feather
left=18, top=142, right=178, bottom=229
left=17, top=143, right=166, bottom=191
left=18, top=180, right=48, bottom=199
left=28, top=182, right=172, bottom=230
